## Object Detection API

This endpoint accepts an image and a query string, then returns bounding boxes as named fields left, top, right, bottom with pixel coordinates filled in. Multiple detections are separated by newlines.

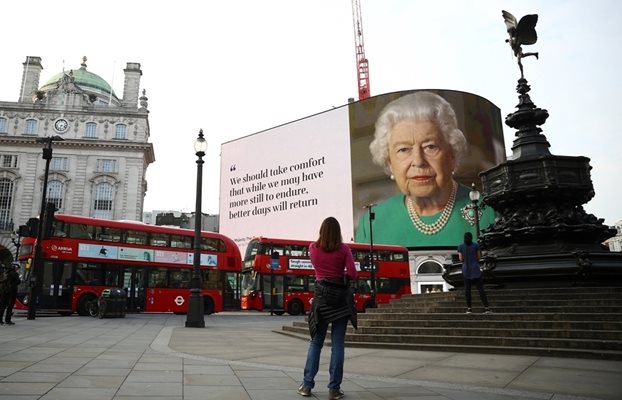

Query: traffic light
left=41, top=202, right=57, bottom=239
left=24, top=218, right=39, bottom=238
left=18, top=224, right=30, bottom=237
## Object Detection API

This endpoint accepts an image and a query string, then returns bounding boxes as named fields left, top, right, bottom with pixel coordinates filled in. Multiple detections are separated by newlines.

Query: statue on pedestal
left=442, top=11, right=621, bottom=289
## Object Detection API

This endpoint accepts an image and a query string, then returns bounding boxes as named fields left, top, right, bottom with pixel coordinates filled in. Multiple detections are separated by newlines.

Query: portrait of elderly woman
left=354, top=91, right=499, bottom=247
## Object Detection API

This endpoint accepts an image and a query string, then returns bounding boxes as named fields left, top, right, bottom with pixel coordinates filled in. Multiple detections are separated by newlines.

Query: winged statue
left=502, top=10, right=539, bottom=79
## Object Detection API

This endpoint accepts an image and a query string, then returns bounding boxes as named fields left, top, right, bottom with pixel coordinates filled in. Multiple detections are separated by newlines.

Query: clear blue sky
left=1, top=0, right=620, bottom=225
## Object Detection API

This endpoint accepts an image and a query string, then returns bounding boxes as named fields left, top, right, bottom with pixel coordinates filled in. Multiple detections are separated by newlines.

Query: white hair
left=369, top=91, right=468, bottom=175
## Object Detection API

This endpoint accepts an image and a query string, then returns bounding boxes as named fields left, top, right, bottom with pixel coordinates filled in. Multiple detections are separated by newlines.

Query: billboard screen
left=220, top=89, right=505, bottom=255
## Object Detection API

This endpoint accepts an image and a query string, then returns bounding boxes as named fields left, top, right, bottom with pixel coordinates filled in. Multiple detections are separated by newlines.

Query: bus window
left=51, top=220, right=67, bottom=238
left=203, top=270, right=221, bottom=290
left=126, top=230, right=148, bottom=245
left=286, top=275, right=306, bottom=292
left=170, top=234, right=192, bottom=249
left=148, top=268, right=168, bottom=288
left=309, top=277, right=316, bottom=293
left=95, top=226, right=122, bottom=242
left=288, top=245, right=308, bottom=257
left=75, top=262, right=103, bottom=285
left=104, top=266, right=121, bottom=287
left=149, top=232, right=169, bottom=247
left=270, top=246, right=285, bottom=256
left=170, top=269, right=191, bottom=288
left=202, top=237, right=225, bottom=252
left=393, top=251, right=407, bottom=261
left=244, top=240, right=260, bottom=261
left=377, top=278, right=392, bottom=293
left=356, top=279, right=371, bottom=294
left=256, top=243, right=267, bottom=255
left=69, top=223, right=92, bottom=239
left=352, top=249, right=366, bottom=261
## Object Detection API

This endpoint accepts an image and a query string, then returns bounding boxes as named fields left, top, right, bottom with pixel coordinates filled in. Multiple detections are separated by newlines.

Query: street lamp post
left=11, top=229, right=21, bottom=260
left=28, top=135, right=64, bottom=320
left=469, top=183, right=481, bottom=240
left=186, top=129, right=207, bottom=328
left=366, top=203, right=377, bottom=308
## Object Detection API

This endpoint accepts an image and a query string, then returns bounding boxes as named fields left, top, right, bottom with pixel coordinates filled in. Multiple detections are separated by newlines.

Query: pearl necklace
left=406, top=181, right=457, bottom=235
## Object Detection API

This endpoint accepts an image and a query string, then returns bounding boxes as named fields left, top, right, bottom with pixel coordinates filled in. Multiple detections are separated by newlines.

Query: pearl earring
left=390, top=174, right=395, bottom=180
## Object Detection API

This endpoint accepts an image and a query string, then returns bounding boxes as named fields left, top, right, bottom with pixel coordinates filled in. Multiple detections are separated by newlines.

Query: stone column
left=19, top=56, right=43, bottom=103
left=122, top=62, right=142, bottom=108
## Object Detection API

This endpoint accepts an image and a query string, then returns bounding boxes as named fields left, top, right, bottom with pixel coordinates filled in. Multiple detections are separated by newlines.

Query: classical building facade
left=0, top=56, right=154, bottom=263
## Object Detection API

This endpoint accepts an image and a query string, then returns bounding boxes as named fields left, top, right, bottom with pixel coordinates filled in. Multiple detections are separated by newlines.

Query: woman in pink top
left=309, top=226, right=357, bottom=282
left=298, top=217, right=357, bottom=400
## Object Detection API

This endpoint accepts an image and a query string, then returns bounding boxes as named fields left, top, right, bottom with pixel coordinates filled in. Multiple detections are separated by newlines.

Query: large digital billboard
left=220, top=89, right=505, bottom=255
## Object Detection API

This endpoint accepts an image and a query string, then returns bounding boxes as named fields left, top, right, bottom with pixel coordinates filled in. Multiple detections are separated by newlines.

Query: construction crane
left=352, top=0, right=370, bottom=100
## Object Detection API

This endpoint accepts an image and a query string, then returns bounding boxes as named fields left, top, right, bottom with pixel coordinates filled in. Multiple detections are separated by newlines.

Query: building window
left=417, top=261, right=444, bottom=274
left=47, top=180, right=64, bottom=211
left=0, top=154, right=18, bottom=168
left=50, top=157, right=69, bottom=171
left=85, top=122, right=97, bottom=138
left=96, top=159, right=118, bottom=173
left=0, top=117, right=7, bottom=134
left=24, top=119, right=38, bottom=135
left=0, top=178, right=14, bottom=230
left=93, top=182, right=113, bottom=219
left=114, top=124, right=127, bottom=140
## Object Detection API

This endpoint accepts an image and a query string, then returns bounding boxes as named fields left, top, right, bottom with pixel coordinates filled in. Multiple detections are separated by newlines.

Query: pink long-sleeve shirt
left=309, top=242, right=357, bottom=281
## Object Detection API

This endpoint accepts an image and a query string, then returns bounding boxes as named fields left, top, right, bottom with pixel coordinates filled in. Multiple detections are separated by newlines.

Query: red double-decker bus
left=240, top=237, right=411, bottom=315
left=15, top=214, right=241, bottom=316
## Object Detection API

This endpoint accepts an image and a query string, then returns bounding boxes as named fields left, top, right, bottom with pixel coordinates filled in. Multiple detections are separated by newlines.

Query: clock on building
left=54, top=118, right=69, bottom=133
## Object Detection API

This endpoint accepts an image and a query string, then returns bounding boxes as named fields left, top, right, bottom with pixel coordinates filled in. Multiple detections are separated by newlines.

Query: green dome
left=40, top=61, right=118, bottom=98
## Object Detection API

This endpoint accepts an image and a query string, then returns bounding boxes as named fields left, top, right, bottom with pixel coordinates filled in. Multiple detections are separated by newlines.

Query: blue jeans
left=302, top=316, right=348, bottom=389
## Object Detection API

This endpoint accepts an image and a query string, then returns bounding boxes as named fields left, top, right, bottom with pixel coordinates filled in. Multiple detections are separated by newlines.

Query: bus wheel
left=88, top=301, right=99, bottom=317
left=203, top=297, right=214, bottom=315
left=77, top=295, right=98, bottom=316
left=287, top=300, right=304, bottom=316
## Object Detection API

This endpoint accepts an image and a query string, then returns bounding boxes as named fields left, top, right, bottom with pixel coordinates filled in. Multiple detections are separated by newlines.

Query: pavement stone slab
left=1, top=313, right=620, bottom=400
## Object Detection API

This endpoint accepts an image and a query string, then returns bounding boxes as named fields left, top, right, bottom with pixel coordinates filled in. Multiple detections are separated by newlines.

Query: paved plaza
left=0, top=312, right=620, bottom=399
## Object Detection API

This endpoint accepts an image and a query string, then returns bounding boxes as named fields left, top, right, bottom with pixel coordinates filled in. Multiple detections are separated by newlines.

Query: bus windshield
left=241, top=270, right=259, bottom=297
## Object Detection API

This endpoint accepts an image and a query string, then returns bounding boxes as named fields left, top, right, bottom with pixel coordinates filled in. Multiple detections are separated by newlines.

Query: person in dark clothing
left=0, top=263, right=22, bottom=325
left=457, top=232, right=491, bottom=314
left=298, top=217, right=357, bottom=400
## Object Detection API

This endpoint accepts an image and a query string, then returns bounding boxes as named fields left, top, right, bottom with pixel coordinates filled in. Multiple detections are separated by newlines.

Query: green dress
left=354, top=184, right=495, bottom=247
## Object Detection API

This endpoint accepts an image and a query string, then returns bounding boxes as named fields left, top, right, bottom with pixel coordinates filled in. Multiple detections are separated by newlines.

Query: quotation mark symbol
left=230, top=164, right=236, bottom=172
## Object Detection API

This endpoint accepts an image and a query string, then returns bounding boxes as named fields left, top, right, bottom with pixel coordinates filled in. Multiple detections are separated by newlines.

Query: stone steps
left=358, top=312, right=622, bottom=321
left=373, top=305, right=622, bottom=313
left=285, top=323, right=622, bottom=344
left=385, top=298, right=622, bottom=307
left=348, top=317, right=622, bottom=330
left=277, top=286, right=622, bottom=360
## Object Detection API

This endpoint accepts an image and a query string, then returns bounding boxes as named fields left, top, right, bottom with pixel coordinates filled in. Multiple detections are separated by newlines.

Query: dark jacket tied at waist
left=308, top=278, right=357, bottom=339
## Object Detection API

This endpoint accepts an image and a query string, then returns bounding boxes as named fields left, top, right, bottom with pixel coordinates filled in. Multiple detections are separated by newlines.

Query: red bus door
left=223, top=271, right=240, bottom=310
left=263, top=274, right=284, bottom=314
left=123, top=268, right=145, bottom=312
left=39, top=260, right=73, bottom=313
